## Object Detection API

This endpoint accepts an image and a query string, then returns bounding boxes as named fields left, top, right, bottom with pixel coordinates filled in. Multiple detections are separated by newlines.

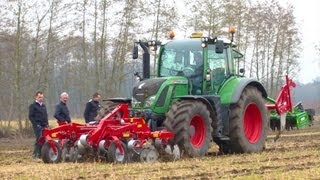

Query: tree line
left=0, top=0, right=303, bottom=131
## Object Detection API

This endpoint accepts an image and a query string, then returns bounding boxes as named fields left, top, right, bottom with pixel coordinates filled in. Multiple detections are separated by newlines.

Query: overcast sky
left=176, top=0, right=320, bottom=84
left=282, top=0, right=320, bottom=84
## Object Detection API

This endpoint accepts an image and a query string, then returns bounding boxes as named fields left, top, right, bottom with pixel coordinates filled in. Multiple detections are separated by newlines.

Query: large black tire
left=305, top=108, right=315, bottom=126
left=227, top=86, right=268, bottom=153
left=41, top=141, right=62, bottom=163
left=164, top=100, right=212, bottom=157
left=101, top=101, right=120, bottom=118
left=270, top=118, right=277, bottom=131
left=107, top=141, right=128, bottom=163
left=103, top=101, right=118, bottom=114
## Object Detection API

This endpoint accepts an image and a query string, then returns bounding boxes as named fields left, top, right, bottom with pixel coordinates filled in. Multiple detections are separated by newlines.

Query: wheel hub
left=49, top=148, right=58, bottom=161
left=243, top=103, right=262, bottom=143
left=189, top=114, right=205, bottom=148
left=115, top=147, right=125, bottom=162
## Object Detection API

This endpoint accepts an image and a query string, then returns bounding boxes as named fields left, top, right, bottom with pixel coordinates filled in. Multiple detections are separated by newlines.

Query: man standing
left=84, top=92, right=101, bottom=123
left=54, top=92, right=71, bottom=125
left=28, top=91, right=48, bottom=159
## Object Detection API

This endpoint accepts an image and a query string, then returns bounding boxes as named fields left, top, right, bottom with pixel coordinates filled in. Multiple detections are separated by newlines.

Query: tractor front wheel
left=227, top=85, right=267, bottom=153
left=103, top=101, right=118, bottom=115
left=164, top=100, right=212, bottom=157
left=41, top=141, right=62, bottom=163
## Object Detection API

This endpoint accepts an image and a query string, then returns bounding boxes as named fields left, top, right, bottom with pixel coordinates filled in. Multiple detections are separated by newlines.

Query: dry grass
left=0, top=121, right=320, bottom=179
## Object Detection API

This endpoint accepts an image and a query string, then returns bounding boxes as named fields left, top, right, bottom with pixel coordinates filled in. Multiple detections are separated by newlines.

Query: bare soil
left=0, top=121, right=320, bottom=179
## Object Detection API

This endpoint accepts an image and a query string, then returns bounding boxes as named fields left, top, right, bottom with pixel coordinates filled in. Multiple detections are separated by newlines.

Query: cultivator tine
left=274, top=112, right=287, bottom=142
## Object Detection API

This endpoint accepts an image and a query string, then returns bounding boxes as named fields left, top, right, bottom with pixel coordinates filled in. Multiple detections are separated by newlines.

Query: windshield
left=159, top=39, right=203, bottom=77
left=208, top=44, right=226, bottom=70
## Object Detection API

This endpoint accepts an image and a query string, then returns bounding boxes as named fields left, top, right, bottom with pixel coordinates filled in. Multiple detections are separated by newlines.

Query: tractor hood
left=133, top=78, right=166, bottom=103
left=132, top=77, right=189, bottom=108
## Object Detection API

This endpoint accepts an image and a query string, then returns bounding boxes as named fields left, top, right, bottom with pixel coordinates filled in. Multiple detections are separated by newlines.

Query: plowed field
left=1, top=120, right=320, bottom=179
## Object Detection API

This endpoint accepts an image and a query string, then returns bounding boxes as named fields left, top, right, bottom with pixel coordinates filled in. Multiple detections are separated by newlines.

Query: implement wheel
left=107, top=141, right=128, bottom=163
left=164, top=100, right=212, bottom=157
left=226, top=85, right=267, bottom=153
left=41, top=141, right=62, bottom=163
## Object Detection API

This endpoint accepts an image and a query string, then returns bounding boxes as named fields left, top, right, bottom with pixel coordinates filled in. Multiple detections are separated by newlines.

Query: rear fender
left=232, top=79, right=267, bottom=103
left=220, top=78, right=267, bottom=104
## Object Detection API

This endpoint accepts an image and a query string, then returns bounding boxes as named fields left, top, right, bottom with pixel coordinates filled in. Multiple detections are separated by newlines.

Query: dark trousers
left=32, top=125, right=43, bottom=158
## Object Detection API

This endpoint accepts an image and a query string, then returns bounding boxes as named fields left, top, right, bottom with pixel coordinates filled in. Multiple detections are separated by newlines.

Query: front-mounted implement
left=39, top=103, right=177, bottom=163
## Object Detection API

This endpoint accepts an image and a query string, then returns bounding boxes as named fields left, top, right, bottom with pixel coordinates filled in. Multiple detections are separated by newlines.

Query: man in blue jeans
left=28, top=91, right=48, bottom=159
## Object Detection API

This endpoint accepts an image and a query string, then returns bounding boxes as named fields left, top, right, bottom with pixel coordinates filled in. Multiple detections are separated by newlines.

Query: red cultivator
left=39, top=104, right=177, bottom=163
left=266, top=75, right=296, bottom=140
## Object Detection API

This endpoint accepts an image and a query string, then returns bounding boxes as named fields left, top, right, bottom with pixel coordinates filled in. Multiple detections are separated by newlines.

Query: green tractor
left=105, top=29, right=270, bottom=157
left=270, top=102, right=313, bottom=131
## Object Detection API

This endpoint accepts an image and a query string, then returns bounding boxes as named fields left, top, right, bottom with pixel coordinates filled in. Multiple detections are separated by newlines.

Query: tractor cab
left=130, top=30, right=244, bottom=115
left=157, top=32, right=241, bottom=95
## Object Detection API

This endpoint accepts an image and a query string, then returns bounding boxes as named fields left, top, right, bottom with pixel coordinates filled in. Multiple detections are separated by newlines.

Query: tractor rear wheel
left=164, top=100, right=212, bottom=157
left=41, top=141, right=62, bottom=163
left=227, top=86, right=267, bottom=153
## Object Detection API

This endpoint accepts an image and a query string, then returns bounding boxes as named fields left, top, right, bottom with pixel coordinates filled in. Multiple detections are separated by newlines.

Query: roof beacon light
left=229, top=25, right=235, bottom=43
left=169, top=31, right=175, bottom=39
left=229, top=25, right=236, bottom=34
left=191, top=32, right=203, bottom=38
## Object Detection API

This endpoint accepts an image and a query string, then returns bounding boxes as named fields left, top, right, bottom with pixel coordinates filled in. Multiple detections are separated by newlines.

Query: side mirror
left=239, top=68, right=245, bottom=74
left=215, top=40, right=224, bottom=54
left=132, top=43, right=138, bottom=59
left=134, top=72, right=142, bottom=81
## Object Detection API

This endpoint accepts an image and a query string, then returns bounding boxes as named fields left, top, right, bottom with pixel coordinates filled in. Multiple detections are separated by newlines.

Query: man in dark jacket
left=84, top=92, right=101, bottom=123
left=28, top=91, right=48, bottom=159
left=54, top=92, right=71, bottom=125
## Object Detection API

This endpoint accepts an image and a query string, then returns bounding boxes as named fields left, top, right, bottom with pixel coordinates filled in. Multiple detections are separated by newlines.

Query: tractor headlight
left=145, top=95, right=156, bottom=107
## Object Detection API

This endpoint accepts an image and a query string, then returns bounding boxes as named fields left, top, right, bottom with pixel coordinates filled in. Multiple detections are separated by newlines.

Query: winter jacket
left=84, top=99, right=100, bottom=123
left=28, top=101, right=48, bottom=127
left=54, top=101, right=71, bottom=123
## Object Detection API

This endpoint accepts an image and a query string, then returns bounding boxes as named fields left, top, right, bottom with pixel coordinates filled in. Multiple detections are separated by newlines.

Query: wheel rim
left=49, top=145, right=58, bottom=162
left=115, top=145, right=125, bottom=162
left=244, top=103, right=262, bottom=143
left=189, top=114, right=205, bottom=148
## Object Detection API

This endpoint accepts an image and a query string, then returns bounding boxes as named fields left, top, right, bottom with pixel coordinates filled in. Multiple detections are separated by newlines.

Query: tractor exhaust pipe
left=139, top=41, right=150, bottom=79
left=132, top=41, right=150, bottom=80
left=142, top=51, right=150, bottom=79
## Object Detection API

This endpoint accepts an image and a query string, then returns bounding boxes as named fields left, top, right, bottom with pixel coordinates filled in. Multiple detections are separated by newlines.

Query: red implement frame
left=265, top=75, right=296, bottom=141
left=266, top=75, right=296, bottom=114
left=39, top=123, right=97, bottom=154
left=85, top=103, right=173, bottom=154
left=40, top=103, right=174, bottom=155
